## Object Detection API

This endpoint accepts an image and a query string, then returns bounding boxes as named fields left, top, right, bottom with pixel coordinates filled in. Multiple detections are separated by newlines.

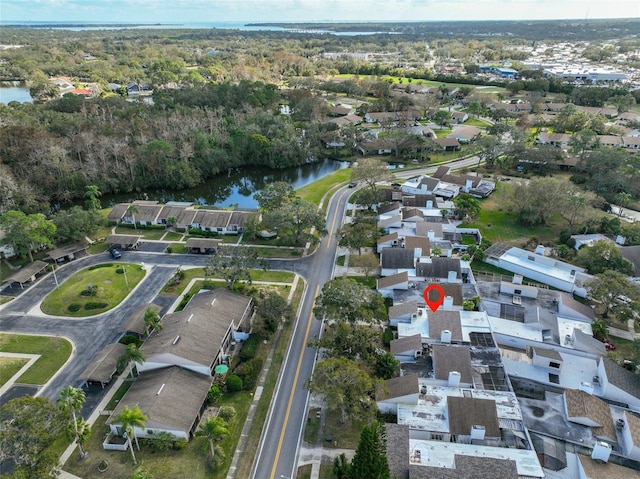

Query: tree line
left=0, top=81, right=314, bottom=214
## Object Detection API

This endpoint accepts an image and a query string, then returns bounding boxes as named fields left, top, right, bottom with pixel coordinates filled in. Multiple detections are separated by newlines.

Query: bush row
left=88, top=263, right=113, bottom=270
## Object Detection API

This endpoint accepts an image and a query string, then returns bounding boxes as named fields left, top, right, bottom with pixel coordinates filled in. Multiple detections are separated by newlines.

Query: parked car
left=110, top=249, right=122, bottom=259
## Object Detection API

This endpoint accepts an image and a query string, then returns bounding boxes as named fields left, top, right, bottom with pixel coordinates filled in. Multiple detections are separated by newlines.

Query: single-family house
left=357, top=139, right=394, bottom=155
left=434, top=137, right=462, bottom=151
left=328, top=104, right=353, bottom=116
left=450, top=111, right=469, bottom=123
left=537, top=132, right=572, bottom=147
left=447, top=126, right=482, bottom=143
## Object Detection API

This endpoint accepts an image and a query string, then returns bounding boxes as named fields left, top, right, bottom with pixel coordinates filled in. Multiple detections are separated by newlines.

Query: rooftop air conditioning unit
left=592, top=375, right=600, bottom=384
left=616, top=419, right=626, bottom=429
left=591, top=441, right=612, bottom=463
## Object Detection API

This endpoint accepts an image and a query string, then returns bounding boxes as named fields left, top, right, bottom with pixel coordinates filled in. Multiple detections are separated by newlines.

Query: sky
left=1, top=0, right=639, bottom=24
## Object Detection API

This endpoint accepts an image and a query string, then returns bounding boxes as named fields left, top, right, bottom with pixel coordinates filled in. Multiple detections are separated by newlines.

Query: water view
left=104, top=158, right=349, bottom=209
left=0, top=84, right=33, bottom=104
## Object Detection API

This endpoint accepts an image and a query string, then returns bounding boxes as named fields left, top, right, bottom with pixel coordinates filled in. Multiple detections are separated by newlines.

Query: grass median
left=41, top=263, right=146, bottom=317
left=0, top=333, right=72, bottom=385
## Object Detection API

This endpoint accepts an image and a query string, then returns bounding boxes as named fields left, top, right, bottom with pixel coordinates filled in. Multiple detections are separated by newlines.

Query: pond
left=0, top=83, right=33, bottom=104
left=104, top=158, right=350, bottom=209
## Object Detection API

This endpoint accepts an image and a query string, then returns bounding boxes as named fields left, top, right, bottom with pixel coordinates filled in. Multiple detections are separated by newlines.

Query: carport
left=105, top=234, right=142, bottom=250
left=119, top=303, right=162, bottom=339
left=185, top=238, right=221, bottom=254
left=46, top=242, right=88, bottom=263
left=4, top=261, right=49, bottom=289
left=78, top=343, right=127, bottom=388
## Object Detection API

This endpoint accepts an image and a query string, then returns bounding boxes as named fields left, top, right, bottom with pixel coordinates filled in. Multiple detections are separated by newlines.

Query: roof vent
left=592, top=375, right=600, bottom=384
left=187, top=313, right=194, bottom=322
left=172, top=335, right=180, bottom=345
left=616, top=419, right=626, bottom=429
left=157, top=383, right=165, bottom=395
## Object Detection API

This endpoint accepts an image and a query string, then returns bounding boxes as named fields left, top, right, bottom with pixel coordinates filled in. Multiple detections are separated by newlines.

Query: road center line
left=269, top=284, right=319, bottom=479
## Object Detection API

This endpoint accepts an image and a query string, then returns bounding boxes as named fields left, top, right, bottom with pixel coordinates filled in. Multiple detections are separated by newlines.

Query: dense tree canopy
left=0, top=396, right=66, bottom=478
left=314, top=278, right=387, bottom=324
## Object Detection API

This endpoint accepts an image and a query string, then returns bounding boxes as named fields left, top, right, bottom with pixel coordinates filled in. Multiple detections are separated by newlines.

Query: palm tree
left=84, top=185, right=102, bottom=210
left=67, top=417, right=92, bottom=458
left=127, top=204, right=140, bottom=230
left=144, top=308, right=162, bottom=336
left=118, top=344, right=145, bottom=379
left=57, top=386, right=86, bottom=437
left=113, top=405, right=147, bottom=465
left=592, top=318, right=609, bottom=342
left=196, top=416, right=229, bottom=462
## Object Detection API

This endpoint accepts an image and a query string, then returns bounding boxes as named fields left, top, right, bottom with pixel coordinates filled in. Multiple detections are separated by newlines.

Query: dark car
left=348, top=182, right=357, bottom=188
left=110, top=249, right=122, bottom=259
left=391, top=182, right=401, bottom=188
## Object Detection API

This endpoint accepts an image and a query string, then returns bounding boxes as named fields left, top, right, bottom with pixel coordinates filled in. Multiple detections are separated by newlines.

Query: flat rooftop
left=398, top=385, right=524, bottom=434
left=409, top=438, right=545, bottom=477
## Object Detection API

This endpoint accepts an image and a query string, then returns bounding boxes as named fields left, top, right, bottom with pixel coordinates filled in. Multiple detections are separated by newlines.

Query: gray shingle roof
left=603, top=357, right=640, bottom=398
left=109, top=366, right=211, bottom=435
left=415, top=258, right=461, bottom=279
left=432, top=344, right=473, bottom=384
left=447, top=396, right=501, bottom=437
left=381, top=248, right=416, bottom=269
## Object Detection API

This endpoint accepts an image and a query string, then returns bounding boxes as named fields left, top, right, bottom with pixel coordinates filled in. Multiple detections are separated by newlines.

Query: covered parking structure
left=46, top=242, right=88, bottom=263
left=185, top=238, right=221, bottom=254
left=4, top=261, right=49, bottom=289
left=78, top=343, right=127, bottom=388
left=105, top=234, right=142, bottom=250
left=119, top=303, right=162, bottom=339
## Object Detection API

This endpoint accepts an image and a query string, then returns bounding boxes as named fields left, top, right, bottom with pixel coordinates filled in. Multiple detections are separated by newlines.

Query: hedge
left=88, top=263, right=113, bottom=270
left=239, top=334, right=261, bottom=362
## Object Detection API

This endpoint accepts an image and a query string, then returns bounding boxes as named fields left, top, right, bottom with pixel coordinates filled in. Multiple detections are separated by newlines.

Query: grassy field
left=0, top=333, right=72, bottom=384
left=322, top=408, right=368, bottom=450
left=0, top=357, right=28, bottom=387
left=332, top=74, right=506, bottom=94
left=161, top=268, right=295, bottom=296
left=163, top=231, right=184, bottom=241
left=297, top=168, right=353, bottom=205
left=41, top=263, right=146, bottom=316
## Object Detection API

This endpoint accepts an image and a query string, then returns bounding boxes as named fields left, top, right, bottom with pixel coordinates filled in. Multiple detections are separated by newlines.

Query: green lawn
left=322, top=408, right=367, bottom=449
left=87, top=241, right=110, bottom=254
left=0, top=333, right=73, bottom=384
left=167, top=243, right=188, bottom=254
left=0, top=357, right=28, bottom=387
left=297, top=168, right=353, bottom=205
left=434, top=128, right=453, bottom=138
left=464, top=117, right=492, bottom=127
left=163, top=231, right=184, bottom=241
left=0, top=296, right=13, bottom=305
left=41, top=263, right=146, bottom=317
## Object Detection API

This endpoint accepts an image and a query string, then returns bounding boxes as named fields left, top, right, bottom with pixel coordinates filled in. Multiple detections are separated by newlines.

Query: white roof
left=409, top=438, right=544, bottom=477
left=487, top=316, right=544, bottom=342
left=557, top=316, right=593, bottom=349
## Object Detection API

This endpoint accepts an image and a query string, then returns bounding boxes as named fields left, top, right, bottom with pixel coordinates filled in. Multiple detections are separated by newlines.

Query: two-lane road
left=252, top=185, right=352, bottom=479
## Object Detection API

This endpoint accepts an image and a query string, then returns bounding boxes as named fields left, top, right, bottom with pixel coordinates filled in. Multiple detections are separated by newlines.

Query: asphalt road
left=393, top=155, right=482, bottom=179
left=251, top=185, right=352, bottom=479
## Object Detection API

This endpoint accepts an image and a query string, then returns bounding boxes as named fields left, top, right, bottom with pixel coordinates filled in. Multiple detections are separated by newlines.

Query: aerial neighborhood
left=2, top=14, right=640, bottom=479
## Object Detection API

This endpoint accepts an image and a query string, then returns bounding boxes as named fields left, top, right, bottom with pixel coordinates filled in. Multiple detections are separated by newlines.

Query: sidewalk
left=227, top=274, right=301, bottom=478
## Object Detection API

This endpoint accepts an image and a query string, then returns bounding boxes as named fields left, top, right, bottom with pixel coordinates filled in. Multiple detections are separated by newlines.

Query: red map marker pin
left=423, top=284, right=445, bottom=312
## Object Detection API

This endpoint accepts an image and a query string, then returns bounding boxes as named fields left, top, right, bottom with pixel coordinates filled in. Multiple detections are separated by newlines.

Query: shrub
left=67, top=303, right=81, bottom=312
left=88, top=263, right=113, bottom=270
left=239, top=334, right=261, bottom=361
left=119, top=334, right=140, bottom=346
left=115, top=268, right=124, bottom=274
left=219, top=406, right=236, bottom=421
left=80, top=283, right=98, bottom=297
left=225, top=374, right=243, bottom=392
left=207, top=385, right=222, bottom=405
left=84, top=301, right=108, bottom=310
left=235, top=358, right=263, bottom=391
left=165, top=246, right=173, bottom=254
left=383, top=327, right=394, bottom=346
